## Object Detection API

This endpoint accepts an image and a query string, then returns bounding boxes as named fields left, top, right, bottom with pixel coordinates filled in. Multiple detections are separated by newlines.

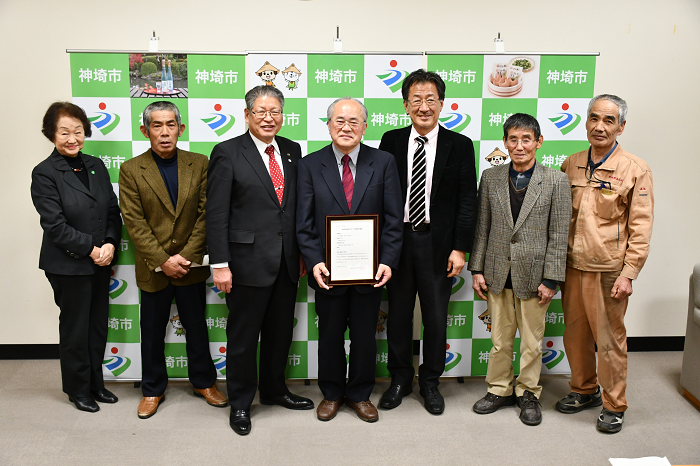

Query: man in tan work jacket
left=556, top=94, right=654, bottom=434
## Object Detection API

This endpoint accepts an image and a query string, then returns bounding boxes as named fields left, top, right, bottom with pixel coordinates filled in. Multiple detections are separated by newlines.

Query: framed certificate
left=325, top=214, right=379, bottom=286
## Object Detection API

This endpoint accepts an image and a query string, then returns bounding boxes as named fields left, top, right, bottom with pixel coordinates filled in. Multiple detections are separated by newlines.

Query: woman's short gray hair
left=245, top=85, right=285, bottom=111
left=587, top=94, right=628, bottom=124
left=326, top=97, right=368, bottom=122
left=142, top=101, right=182, bottom=133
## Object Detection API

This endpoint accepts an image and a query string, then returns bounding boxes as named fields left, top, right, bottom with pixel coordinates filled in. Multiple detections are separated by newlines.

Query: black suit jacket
left=31, top=149, right=122, bottom=275
left=296, top=143, right=404, bottom=295
left=379, top=125, right=478, bottom=271
left=206, top=132, right=301, bottom=287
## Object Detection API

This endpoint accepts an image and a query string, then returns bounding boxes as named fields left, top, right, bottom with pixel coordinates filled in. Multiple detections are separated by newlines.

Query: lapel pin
left=91, top=171, right=95, bottom=174
left=288, top=158, right=292, bottom=162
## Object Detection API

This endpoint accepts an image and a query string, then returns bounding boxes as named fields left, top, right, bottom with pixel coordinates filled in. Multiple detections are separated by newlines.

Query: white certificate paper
left=329, top=218, right=375, bottom=281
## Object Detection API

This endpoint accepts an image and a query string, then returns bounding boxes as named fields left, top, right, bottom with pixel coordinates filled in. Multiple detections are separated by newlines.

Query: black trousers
left=140, top=281, right=216, bottom=397
left=316, top=287, right=382, bottom=402
left=45, top=267, right=111, bottom=398
left=386, top=226, right=452, bottom=389
left=225, top=258, right=297, bottom=410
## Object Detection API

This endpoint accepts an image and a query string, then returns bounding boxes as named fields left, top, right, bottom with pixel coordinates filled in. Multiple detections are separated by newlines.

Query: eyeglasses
left=409, top=98, right=441, bottom=108
left=250, top=110, right=283, bottom=119
left=505, top=138, right=536, bottom=148
left=331, top=118, right=365, bottom=129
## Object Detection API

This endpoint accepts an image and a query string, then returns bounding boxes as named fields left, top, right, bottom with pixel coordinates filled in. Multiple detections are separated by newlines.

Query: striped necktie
left=408, top=136, right=428, bottom=225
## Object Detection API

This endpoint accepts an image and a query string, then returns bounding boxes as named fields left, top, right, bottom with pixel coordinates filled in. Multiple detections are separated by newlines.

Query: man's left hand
left=537, top=284, right=556, bottom=305
left=447, top=250, right=466, bottom=278
left=374, top=264, right=392, bottom=287
left=611, top=276, right=633, bottom=300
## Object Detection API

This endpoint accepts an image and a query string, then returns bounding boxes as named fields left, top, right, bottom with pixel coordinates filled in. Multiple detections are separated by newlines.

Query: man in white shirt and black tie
left=378, top=69, right=478, bottom=415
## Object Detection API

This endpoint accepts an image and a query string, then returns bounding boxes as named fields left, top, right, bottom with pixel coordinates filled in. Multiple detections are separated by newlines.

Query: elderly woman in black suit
left=31, top=102, right=122, bottom=413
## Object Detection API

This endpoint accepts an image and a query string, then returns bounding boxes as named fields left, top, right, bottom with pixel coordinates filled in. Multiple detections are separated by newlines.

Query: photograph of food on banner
left=483, top=55, right=538, bottom=98
left=129, top=53, right=188, bottom=98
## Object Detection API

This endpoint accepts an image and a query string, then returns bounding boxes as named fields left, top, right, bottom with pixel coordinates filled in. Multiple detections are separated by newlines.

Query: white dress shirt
left=250, top=132, right=284, bottom=177
left=404, top=124, right=439, bottom=223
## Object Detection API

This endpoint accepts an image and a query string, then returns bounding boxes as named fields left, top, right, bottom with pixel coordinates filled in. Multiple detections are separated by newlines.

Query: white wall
left=1, top=0, right=698, bottom=344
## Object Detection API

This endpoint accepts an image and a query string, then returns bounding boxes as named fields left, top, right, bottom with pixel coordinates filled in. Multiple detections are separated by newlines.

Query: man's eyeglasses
left=331, top=118, right=365, bottom=129
left=409, top=98, right=441, bottom=108
left=250, top=110, right=283, bottom=119
left=505, top=138, right=536, bottom=149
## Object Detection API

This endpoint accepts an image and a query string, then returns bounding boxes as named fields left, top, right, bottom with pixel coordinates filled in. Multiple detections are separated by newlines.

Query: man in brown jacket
left=119, top=101, right=227, bottom=419
left=556, top=95, right=654, bottom=434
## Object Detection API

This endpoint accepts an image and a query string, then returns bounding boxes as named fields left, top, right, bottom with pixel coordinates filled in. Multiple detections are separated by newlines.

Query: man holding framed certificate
left=296, top=97, right=403, bottom=423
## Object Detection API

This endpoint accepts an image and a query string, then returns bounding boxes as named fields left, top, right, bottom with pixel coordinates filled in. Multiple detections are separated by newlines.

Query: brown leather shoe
left=138, top=395, right=164, bottom=419
left=346, top=400, right=378, bottom=423
left=316, top=397, right=344, bottom=421
left=193, top=384, right=228, bottom=407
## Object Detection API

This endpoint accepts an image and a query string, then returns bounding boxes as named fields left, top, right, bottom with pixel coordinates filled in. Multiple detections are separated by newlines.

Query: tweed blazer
left=119, top=148, right=209, bottom=292
left=468, top=161, right=572, bottom=299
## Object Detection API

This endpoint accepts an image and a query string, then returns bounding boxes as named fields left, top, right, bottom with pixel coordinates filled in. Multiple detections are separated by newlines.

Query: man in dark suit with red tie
left=378, top=69, right=478, bottom=414
left=206, top=86, right=313, bottom=436
left=296, top=97, right=403, bottom=423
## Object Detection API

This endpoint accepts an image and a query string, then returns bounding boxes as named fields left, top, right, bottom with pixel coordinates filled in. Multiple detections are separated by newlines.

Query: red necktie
left=342, top=154, right=354, bottom=210
left=265, top=145, right=284, bottom=205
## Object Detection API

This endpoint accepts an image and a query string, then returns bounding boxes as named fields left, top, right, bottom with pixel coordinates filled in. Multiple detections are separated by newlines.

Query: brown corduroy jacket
left=119, top=148, right=209, bottom=292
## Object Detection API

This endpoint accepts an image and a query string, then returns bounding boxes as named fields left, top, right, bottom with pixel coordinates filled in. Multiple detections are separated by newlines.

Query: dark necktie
left=265, top=145, right=284, bottom=205
left=341, top=154, right=354, bottom=210
left=409, top=136, right=428, bottom=225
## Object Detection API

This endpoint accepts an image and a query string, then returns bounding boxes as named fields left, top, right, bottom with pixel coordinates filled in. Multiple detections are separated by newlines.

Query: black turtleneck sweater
left=153, top=150, right=178, bottom=208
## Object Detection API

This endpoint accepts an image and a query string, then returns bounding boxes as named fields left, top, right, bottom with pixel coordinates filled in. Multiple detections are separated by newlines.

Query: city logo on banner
left=542, top=340, right=566, bottom=369
left=548, top=103, right=581, bottom=136
left=206, top=281, right=226, bottom=299
left=376, top=59, right=409, bottom=93
left=445, top=343, right=462, bottom=372
left=103, top=347, right=131, bottom=376
left=88, top=102, right=121, bottom=136
left=108, top=269, right=127, bottom=300
left=201, top=103, right=236, bottom=137
left=450, top=275, right=466, bottom=295
left=439, top=103, right=472, bottom=133
left=213, top=346, right=227, bottom=375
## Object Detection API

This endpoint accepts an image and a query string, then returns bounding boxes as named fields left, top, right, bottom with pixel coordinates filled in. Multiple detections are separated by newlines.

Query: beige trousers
left=486, top=289, right=550, bottom=398
left=562, top=267, right=629, bottom=412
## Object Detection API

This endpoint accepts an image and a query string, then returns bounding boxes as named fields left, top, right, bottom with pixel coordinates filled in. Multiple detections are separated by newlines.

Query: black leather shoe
left=419, top=387, right=445, bottom=415
left=69, top=396, right=100, bottom=413
left=379, top=384, right=413, bottom=409
left=518, top=390, right=542, bottom=426
left=259, top=392, right=314, bottom=410
left=229, top=409, right=251, bottom=436
left=91, top=388, right=118, bottom=404
left=473, top=392, right=517, bottom=414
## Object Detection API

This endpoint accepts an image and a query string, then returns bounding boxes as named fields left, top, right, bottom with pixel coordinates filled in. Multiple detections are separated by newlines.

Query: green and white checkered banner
left=69, top=51, right=595, bottom=381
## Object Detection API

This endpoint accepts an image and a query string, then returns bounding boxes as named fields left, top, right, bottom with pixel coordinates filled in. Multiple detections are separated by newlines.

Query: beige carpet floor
left=0, top=352, right=698, bottom=465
